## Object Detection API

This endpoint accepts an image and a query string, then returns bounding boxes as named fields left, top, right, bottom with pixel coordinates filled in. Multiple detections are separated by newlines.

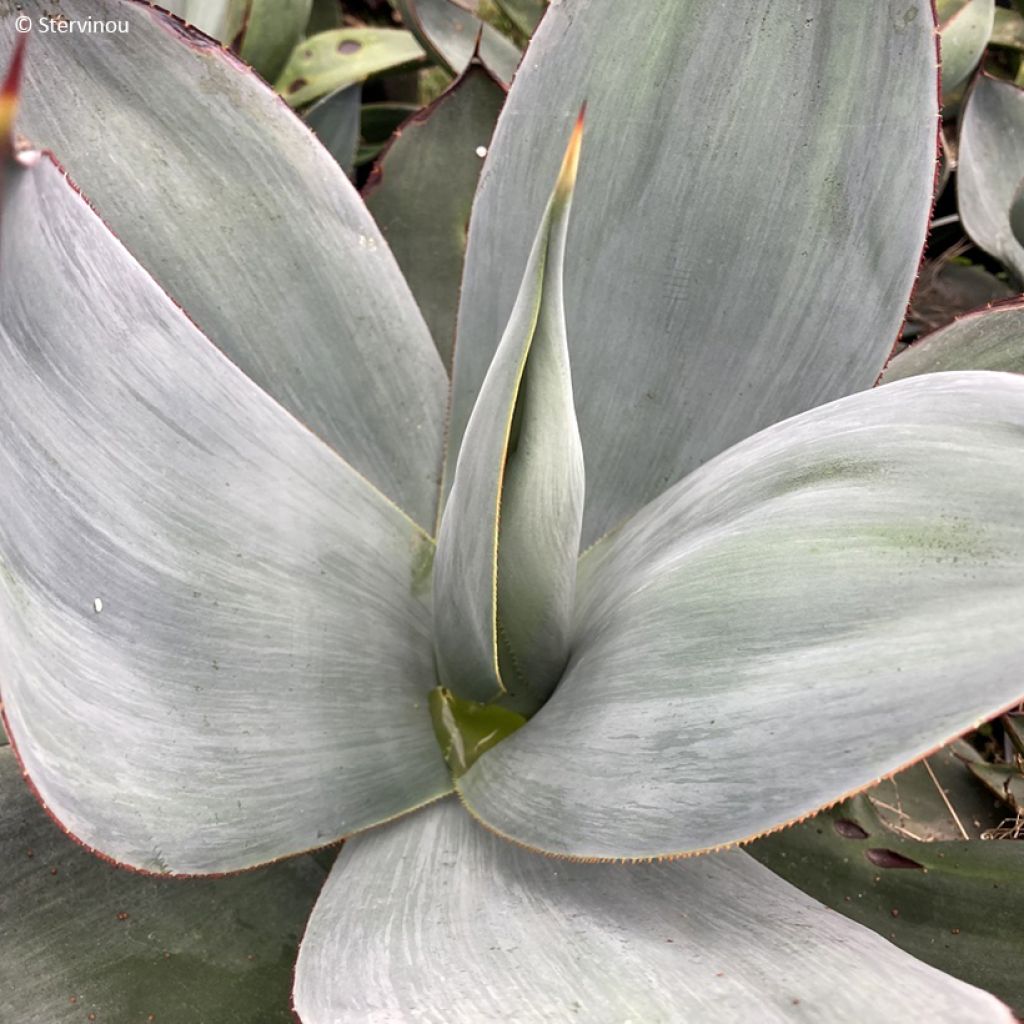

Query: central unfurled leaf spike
left=432, top=108, right=586, bottom=720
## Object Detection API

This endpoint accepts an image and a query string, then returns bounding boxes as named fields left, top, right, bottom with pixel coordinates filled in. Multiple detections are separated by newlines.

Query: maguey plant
left=2, top=1, right=1024, bottom=1021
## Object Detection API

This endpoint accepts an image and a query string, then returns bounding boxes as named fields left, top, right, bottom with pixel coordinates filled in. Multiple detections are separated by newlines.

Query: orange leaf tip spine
left=0, top=36, right=26, bottom=148
left=554, top=102, right=586, bottom=202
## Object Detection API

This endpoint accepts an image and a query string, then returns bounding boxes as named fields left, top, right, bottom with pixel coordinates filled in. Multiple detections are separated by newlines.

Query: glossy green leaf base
left=429, top=688, right=526, bottom=777
left=0, top=748, right=324, bottom=1024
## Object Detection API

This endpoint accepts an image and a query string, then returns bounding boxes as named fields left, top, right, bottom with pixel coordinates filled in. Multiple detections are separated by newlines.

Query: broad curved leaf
left=938, top=0, right=995, bottom=98
left=459, top=373, right=1024, bottom=859
left=293, top=799, right=1010, bottom=1023
left=365, top=62, right=506, bottom=367
left=751, top=787, right=1024, bottom=1014
left=0, top=150, right=450, bottom=874
left=433, top=117, right=585, bottom=712
left=450, top=0, right=938, bottom=548
left=275, top=27, right=426, bottom=107
left=0, top=747, right=325, bottom=1023
left=395, top=0, right=521, bottom=85
left=0, top=0, right=446, bottom=531
left=883, top=299, right=1024, bottom=380
left=959, top=74, right=1024, bottom=285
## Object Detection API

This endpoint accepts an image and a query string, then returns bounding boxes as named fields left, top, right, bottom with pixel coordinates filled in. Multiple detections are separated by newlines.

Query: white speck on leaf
left=92, top=597, right=103, bottom=613
left=475, top=146, right=488, bottom=159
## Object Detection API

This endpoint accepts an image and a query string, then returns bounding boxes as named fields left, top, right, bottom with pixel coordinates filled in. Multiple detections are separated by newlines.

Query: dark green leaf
left=308, top=0, right=343, bottom=33
left=751, top=791, right=1024, bottom=1015
left=0, top=747, right=325, bottom=1024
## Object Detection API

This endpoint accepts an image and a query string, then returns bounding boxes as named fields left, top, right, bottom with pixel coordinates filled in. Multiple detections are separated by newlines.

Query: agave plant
left=3, top=1, right=1024, bottom=1020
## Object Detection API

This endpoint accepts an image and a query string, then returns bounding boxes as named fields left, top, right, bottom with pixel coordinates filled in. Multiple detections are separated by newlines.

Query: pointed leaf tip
left=555, top=103, right=586, bottom=201
left=1, top=35, right=26, bottom=148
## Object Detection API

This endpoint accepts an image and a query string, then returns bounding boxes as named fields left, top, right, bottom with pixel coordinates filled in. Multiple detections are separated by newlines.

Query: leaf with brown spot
left=275, top=27, right=426, bottom=107
left=752, top=788, right=1024, bottom=1013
